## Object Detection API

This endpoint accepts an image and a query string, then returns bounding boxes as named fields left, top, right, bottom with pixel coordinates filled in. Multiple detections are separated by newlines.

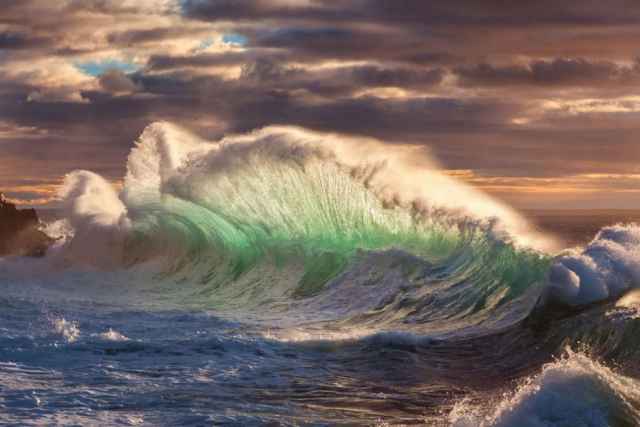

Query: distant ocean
left=527, top=209, right=640, bottom=246
left=2, top=123, right=639, bottom=426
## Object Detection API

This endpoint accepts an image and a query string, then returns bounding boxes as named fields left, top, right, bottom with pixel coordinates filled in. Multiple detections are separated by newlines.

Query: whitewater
left=1, top=122, right=640, bottom=426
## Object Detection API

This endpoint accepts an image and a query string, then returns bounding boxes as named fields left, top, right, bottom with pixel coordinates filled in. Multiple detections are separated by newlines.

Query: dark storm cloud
left=146, top=54, right=445, bottom=97
left=181, top=0, right=640, bottom=26
left=348, top=65, right=444, bottom=88
left=238, top=59, right=445, bottom=95
left=181, top=0, right=268, bottom=21
left=106, top=27, right=210, bottom=46
left=181, top=0, right=346, bottom=22
left=0, top=31, right=50, bottom=50
left=246, top=26, right=443, bottom=64
left=181, top=1, right=640, bottom=62
left=455, top=59, right=640, bottom=87
left=147, top=50, right=291, bottom=70
left=255, top=27, right=354, bottom=48
left=358, top=0, right=640, bottom=27
left=227, top=95, right=517, bottom=138
left=123, top=69, right=510, bottom=139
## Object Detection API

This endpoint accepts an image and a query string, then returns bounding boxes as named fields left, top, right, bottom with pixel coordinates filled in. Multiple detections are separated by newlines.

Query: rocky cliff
left=0, top=193, right=53, bottom=257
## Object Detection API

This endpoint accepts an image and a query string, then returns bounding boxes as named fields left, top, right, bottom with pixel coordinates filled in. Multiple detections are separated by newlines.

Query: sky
left=1, top=0, right=640, bottom=209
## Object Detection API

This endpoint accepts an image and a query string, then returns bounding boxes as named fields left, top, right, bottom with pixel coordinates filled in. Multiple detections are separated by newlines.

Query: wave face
left=2, top=122, right=640, bottom=425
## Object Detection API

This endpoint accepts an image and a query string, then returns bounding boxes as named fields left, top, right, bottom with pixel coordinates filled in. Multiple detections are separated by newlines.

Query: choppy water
left=2, top=123, right=640, bottom=426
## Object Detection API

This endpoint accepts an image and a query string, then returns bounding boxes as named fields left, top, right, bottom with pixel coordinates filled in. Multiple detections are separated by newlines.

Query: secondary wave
left=450, top=349, right=640, bottom=427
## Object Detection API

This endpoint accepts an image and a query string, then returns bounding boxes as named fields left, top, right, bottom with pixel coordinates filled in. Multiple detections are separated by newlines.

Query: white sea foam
left=51, top=317, right=80, bottom=343
left=450, top=349, right=640, bottom=427
left=98, top=328, right=129, bottom=342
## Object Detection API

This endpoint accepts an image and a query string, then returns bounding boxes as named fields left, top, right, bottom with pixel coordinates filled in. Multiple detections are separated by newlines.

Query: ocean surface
left=2, top=122, right=640, bottom=426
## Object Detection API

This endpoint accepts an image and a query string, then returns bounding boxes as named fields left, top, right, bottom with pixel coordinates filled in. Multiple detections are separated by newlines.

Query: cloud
left=98, top=69, right=139, bottom=93
left=181, top=0, right=640, bottom=27
left=0, top=31, right=50, bottom=50
left=455, top=58, right=640, bottom=88
left=3, top=0, right=640, bottom=207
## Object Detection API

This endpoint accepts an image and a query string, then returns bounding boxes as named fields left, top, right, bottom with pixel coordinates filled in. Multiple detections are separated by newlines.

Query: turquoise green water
left=120, top=159, right=550, bottom=313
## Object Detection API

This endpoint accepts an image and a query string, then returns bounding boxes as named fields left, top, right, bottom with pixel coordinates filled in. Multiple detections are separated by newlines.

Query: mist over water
left=2, top=122, right=640, bottom=425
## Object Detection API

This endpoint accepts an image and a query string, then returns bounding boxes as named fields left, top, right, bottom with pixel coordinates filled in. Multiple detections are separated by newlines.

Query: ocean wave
left=39, top=122, right=555, bottom=326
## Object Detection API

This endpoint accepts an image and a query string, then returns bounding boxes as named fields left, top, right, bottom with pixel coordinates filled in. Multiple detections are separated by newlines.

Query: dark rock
left=0, top=193, right=54, bottom=257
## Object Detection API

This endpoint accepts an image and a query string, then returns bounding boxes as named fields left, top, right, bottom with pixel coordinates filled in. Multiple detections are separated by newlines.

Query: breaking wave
left=45, top=122, right=560, bottom=321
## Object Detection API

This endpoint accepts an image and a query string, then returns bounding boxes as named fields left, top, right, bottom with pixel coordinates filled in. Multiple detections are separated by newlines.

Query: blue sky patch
left=75, top=59, right=139, bottom=76
left=222, top=33, right=247, bottom=46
